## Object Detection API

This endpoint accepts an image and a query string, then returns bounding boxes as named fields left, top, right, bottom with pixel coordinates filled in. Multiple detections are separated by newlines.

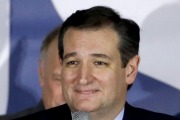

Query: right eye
left=66, top=61, right=78, bottom=67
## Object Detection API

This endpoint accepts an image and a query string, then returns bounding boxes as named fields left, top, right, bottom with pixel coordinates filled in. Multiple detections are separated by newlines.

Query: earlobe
left=126, top=55, right=140, bottom=85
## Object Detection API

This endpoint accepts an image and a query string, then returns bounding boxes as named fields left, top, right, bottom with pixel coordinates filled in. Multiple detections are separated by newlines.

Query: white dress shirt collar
left=114, top=107, right=125, bottom=120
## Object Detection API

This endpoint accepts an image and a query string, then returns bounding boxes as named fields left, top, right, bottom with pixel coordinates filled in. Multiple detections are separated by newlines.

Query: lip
left=75, top=90, right=99, bottom=94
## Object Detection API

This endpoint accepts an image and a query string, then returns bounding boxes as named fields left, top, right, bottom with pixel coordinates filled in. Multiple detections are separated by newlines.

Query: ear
left=125, top=55, right=140, bottom=85
left=38, top=59, right=44, bottom=87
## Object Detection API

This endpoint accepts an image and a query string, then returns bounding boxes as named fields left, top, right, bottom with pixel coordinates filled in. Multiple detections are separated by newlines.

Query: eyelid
left=64, top=60, right=79, bottom=68
left=54, top=78, right=61, bottom=82
left=53, top=75, right=61, bottom=81
left=94, top=61, right=105, bottom=64
left=67, top=61, right=78, bottom=65
left=94, top=61, right=109, bottom=67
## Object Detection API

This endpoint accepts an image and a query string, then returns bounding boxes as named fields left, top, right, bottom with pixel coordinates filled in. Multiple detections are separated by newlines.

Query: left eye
left=94, top=61, right=108, bottom=67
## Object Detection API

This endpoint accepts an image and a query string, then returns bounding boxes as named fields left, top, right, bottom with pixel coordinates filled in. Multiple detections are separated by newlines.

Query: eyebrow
left=63, top=52, right=77, bottom=60
left=91, top=53, right=112, bottom=60
left=63, top=52, right=112, bottom=60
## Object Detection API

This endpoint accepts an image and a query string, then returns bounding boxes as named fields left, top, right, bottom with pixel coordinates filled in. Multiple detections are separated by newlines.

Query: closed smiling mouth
left=76, top=90, right=99, bottom=94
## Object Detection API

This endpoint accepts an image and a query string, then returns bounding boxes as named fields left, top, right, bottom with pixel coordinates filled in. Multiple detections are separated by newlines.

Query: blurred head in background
left=39, top=26, right=65, bottom=109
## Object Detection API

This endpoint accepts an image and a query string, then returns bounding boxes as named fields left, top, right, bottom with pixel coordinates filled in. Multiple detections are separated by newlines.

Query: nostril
left=79, top=78, right=89, bottom=85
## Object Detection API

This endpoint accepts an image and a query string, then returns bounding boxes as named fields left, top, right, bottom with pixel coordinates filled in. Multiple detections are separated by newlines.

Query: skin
left=39, top=38, right=66, bottom=109
left=61, top=27, right=139, bottom=120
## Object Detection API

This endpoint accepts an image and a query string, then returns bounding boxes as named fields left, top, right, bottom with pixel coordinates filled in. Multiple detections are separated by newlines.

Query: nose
left=78, top=64, right=93, bottom=85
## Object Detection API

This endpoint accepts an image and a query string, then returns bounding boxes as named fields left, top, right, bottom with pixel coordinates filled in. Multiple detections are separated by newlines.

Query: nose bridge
left=78, top=61, right=92, bottom=85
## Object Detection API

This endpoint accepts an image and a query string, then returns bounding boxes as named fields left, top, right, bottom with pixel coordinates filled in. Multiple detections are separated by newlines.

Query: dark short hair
left=58, top=6, right=140, bottom=68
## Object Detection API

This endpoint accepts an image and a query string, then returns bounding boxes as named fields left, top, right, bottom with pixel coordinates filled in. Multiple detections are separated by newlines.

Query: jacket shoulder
left=123, top=102, right=179, bottom=120
left=0, top=101, right=44, bottom=120
left=13, top=104, right=72, bottom=120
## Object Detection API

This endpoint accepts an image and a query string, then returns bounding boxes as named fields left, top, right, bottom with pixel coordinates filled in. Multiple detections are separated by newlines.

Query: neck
left=89, top=101, right=125, bottom=120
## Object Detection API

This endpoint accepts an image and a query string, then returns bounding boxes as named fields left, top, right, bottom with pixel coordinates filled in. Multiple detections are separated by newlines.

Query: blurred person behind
left=39, top=25, right=65, bottom=109
left=0, top=25, right=65, bottom=120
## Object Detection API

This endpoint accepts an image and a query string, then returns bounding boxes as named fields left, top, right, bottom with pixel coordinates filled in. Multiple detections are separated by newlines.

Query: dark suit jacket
left=13, top=102, right=179, bottom=120
left=176, top=112, right=180, bottom=119
left=0, top=101, right=44, bottom=120
left=123, top=103, right=179, bottom=120
left=14, top=103, right=71, bottom=120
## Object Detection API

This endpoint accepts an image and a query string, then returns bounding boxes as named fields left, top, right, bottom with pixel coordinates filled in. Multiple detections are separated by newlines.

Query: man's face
left=39, top=39, right=65, bottom=109
left=61, top=27, right=133, bottom=114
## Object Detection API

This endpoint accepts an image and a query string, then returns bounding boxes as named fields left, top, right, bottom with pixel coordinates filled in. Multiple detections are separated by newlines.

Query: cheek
left=95, top=68, right=126, bottom=92
left=61, top=68, right=79, bottom=97
left=61, top=68, right=78, bottom=84
left=52, top=83, right=62, bottom=91
left=94, top=70, right=117, bottom=89
left=45, top=83, right=57, bottom=95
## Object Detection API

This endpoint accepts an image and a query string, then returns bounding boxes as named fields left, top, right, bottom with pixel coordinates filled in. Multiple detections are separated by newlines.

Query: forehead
left=63, top=27, right=120, bottom=59
left=44, top=40, right=59, bottom=65
left=46, top=40, right=58, bottom=56
left=63, top=27, right=119, bottom=49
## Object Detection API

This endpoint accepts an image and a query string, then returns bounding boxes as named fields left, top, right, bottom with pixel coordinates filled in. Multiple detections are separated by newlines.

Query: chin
left=74, top=101, right=99, bottom=112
